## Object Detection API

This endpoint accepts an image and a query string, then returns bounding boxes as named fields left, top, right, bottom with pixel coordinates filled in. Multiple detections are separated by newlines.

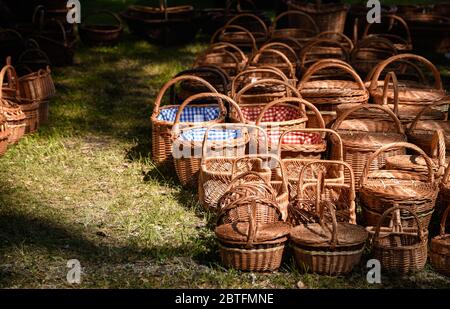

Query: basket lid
left=385, top=155, right=447, bottom=171
left=290, top=222, right=368, bottom=248
left=215, top=221, right=291, bottom=244
left=338, top=131, right=406, bottom=149
left=301, top=80, right=368, bottom=97
left=373, top=84, right=445, bottom=103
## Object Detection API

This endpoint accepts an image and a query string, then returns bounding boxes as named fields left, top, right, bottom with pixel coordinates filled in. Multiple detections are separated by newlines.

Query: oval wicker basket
left=314, top=31, right=354, bottom=52
left=0, top=113, right=9, bottom=156
left=251, top=48, right=298, bottom=82
left=430, top=205, right=450, bottom=277
left=79, top=10, right=124, bottom=46
left=362, top=15, right=412, bottom=52
left=270, top=10, right=319, bottom=47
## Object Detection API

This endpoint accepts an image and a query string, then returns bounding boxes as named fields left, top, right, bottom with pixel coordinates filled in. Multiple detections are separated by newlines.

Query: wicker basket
left=270, top=10, right=319, bottom=47
left=0, top=113, right=9, bottom=155
left=298, top=59, right=369, bottom=128
left=171, top=93, right=246, bottom=187
left=221, top=13, right=270, bottom=49
left=370, top=206, right=428, bottom=274
left=267, top=37, right=304, bottom=55
left=430, top=204, right=450, bottom=277
left=288, top=160, right=357, bottom=225
left=79, top=10, right=124, bottom=46
left=199, top=124, right=270, bottom=211
left=362, top=15, right=412, bottom=52
left=258, top=42, right=300, bottom=68
left=331, top=104, right=406, bottom=190
left=360, top=142, right=439, bottom=229
left=195, top=42, right=248, bottom=78
left=314, top=31, right=354, bottom=52
left=215, top=197, right=290, bottom=272
left=288, top=0, right=349, bottom=34
left=251, top=48, right=298, bottom=82
left=17, top=65, right=55, bottom=102
left=290, top=199, right=367, bottom=275
left=150, top=75, right=222, bottom=165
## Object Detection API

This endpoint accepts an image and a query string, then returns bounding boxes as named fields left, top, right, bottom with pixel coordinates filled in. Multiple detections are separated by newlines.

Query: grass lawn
left=0, top=0, right=449, bottom=288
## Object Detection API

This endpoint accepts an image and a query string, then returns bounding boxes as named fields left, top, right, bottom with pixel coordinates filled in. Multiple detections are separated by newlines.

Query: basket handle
left=224, top=13, right=269, bottom=39
left=174, top=66, right=230, bottom=94
left=259, top=42, right=300, bottom=63
left=152, top=75, right=218, bottom=116
left=235, top=78, right=301, bottom=104
left=368, top=54, right=443, bottom=93
left=407, top=96, right=450, bottom=135
left=0, top=65, right=19, bottom=99
left=298, top=60, right=366, bottom=92
left=360, top=142, right=436, bottom=187
left=430, top=129, right=447, bottom=178
left=208, top=42, right=248, bottom=64
left=439, top=204, right=450, bottom=236
left=299, top=39, right=350, bottom=69
left=271, top=10, right=319, bottom=34
left=363, top=15, right=412, bottom=47
left=18, top=48, right=52, bottom=67
left=82, top=10, right=123, bottom=28
left=332, top=104, right=404, bottom=134
left=314, top=31, right=354, bottom=51
left=40, top=19, right=68, bottom=44
left=231, top=154, right=288, bottom=194
left=32, top=5, right=45, bottom=27
left=380, top=71, right=399, bottom=116
left=172, top=93, right=228, bottom=127
left=211, top=24, right=258, bottom=54
left=254, top=97, right=320, bottom=127
left=373, top=206, right=425, bottom=244
left=251, top=49, right=296, bottom=79
left=225, top=170, right=275, bottom=196
left=231, top=67, right=289, bottom=98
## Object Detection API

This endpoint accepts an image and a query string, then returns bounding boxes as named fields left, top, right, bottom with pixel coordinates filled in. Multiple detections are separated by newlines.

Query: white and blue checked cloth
left=157, top=106, right=221, bottom=122
left=180, top=128, right=243, bottom=142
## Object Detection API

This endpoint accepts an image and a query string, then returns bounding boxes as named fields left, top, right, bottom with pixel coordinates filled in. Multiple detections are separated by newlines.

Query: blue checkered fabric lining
left=180, top=128, right=242, bottom=142
left=157, top=106, right=221, bottom=122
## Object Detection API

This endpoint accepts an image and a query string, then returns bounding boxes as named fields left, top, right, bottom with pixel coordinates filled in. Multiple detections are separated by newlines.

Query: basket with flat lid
left=79, top=10, right=124, bottom=46
left=331, top=104, right=406, bottom=190
left=270, top=11, right=319, bottom=47
left=430, top=205, right=450, bottom=277
left=288, top=160, right=357, bottom=226
left=290, top=192, right=367, bottom=275
left=360, top=142, right=438, bottom=229
left=215, top=197, right=290, bottom=272
left=368, top=205, right=428, bottom=274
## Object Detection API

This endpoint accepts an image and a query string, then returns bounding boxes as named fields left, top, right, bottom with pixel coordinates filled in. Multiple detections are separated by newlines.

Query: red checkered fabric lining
left=241, top=106, right=302, bottom=122
left=262, top=130, right=323, bottom=145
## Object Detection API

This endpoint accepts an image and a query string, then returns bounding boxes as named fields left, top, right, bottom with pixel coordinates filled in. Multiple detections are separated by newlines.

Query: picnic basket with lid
left=360, top=142, right=439, bottom=229
left=290, top=189, right=367, bottom=275
left=287, top=0, right=350, bottom=34
left=215, top=197, right=290, bottom=272
left=288, top=160, right=357, bottom=226
left=331, top=104, right=406, bottom=190
left=270, top=10, right=319, bottom=47
left=368, top=205, right=428, bottom=274
left=198, top=124, right=270, bottom=211
left=430, top=204, right=450, bottom=277
left=150, top=75, right=223, bottom=165
left=79, top=10, right=124, bottom=46
left=171, top=93, right=247, bottom=188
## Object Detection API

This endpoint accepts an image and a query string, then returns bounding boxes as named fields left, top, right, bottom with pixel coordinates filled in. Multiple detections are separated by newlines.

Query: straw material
left=0, top=113, right=9, bottom=156
left=430, top=205, right=450, bottom=276
left=18, top=66, right=56, bottom=102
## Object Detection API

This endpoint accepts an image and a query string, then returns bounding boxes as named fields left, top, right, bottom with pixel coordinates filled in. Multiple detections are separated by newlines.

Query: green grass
left=0, top=0, right=449, bottom=288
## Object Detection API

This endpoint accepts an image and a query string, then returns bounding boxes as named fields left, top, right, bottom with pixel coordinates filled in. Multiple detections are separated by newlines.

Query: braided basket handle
left=211, top=25, right=258, bottom=54
left=259, top=42, right=300, bottom=62
left=368, top=54, right=443, bottom=93
left=152, top=75, right=218, bottom=116
left=407, top=96, right=450, bottom=135
left=373, top=205, right=425, bottom=244
left=235, top=78, right=301, bottom=104
left=231, top=67, right=289, bottom=97
left=254, top=97, right=320, bottom=126
left=314, top=31, right=354, bottom=51
left=439, top=204, right=450, bottom=236
left=298, top=59, right=366, bottom=91
left=381, top=71, right=399, bottom=116
left=271, top=10, right=319, bottom=34
left=363, top=15, right=412, bottom=47
left=360, top=142, right=436, bottom=187
left=332, top=104, right=404, bottom=134
left=252, top=49, right=296, bottom=79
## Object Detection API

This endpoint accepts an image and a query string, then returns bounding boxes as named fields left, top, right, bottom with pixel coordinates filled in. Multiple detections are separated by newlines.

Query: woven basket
left=298, top=59, right=369, bottom=128
left=362, top=15, right=412, bottom=52
left=369, top=54, right=447, bottom=122
left=288, top=160, right=357, bottom=225
left=370, top=206, right=428, bottom=274
left=407, top=97, right=450, bottom=155
left=267, top=37, right=304, bottom=55
left=221, top=13, right=270, bottom=49
left=17, top=65, right=55, bottom=102
left=79, top=10, right=124, bottom=46
left=360, top=142, right=439, bottom=229
left=171, top=93, right=246, bottom=187
left=430, top=205, right=450, bottom=277
left=270, top=10, right=319, bottom=46
left=211, top=18, right=262, bottom=54
left=195, top=42, right=247, bottom=78
left=290, top=199, right=367, bottom=275
left=251, top=48, right=298, bottom=82
left=258, top=42, right=300, bottom=67
left=288, top=0, right=349, bottom=34
left=150, top=75, right=223, bottom=165
left=199, top=124, right=270, bottom=211
left=350, top=36, right=398, bottom=77
left=331, top=104, right=406, bottom=190
left=314, top=31, right=354, bottom=52
left=362, top=206, right=434, bottom=231
left=0, top=113, right=9, bottom=156
left=215, top=198, right=290, bottom=272
left=299, top=39, right=350, bottom=75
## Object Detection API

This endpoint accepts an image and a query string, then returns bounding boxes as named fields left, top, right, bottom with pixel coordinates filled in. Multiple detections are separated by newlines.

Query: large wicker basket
left=430, top=205, right=450, bottom=277
left=0, top=113, right=9, bottom=156
left=150, top=75, right=222, bottom=166
left=360, top=142, right=439, bottom=229
left=369, top=206, right=428, bottom=274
